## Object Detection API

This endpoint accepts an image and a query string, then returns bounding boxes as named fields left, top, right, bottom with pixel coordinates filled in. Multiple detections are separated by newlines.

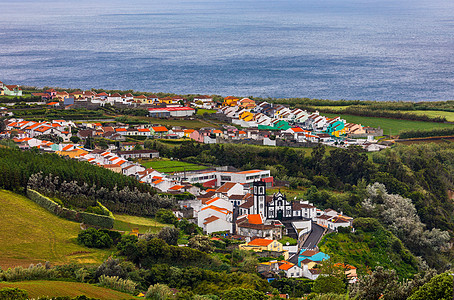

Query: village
left=0, top=82, right=368, bottom=283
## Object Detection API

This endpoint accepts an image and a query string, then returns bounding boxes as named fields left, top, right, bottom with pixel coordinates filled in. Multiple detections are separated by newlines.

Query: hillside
left=319, top=219, right=419, bottom=279
left=0, top=190, right=110, bottom=269
left=0, top=280, right=139, bottom=300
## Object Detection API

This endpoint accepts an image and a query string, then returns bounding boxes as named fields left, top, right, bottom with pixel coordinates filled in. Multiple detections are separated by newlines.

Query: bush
left=352, top=218, right=382, bottom=232
left=155, top=209, right=178, bottom=225
left=221, top=288, right=267, bottom=300
left=77, top=228, right=113, bottom=249
left=0, top=287, right=28, bottom=300
left=0, top=264, right=56, bottom=282
left=145, top=283, right=175, bottom=300
left=98, top=275, right=137, bottom=294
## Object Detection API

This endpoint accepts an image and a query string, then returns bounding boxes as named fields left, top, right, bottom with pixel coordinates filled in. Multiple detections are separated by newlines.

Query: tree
left=408, top=272, right=453, bottom=300
left=77, top=228, right=112, bottom=249
left=156, top=209, right=178, bottom=225
left=221, top=288, right=267, bottom=300
left=188, top=235, right=214, bottom=253
left=312, top=275, right=346, bottom=294
left=157, top=227, right=180, bottom=246
left=349, top=266, right=399, bottom=300
left=70, top=136, right=81, bottom=143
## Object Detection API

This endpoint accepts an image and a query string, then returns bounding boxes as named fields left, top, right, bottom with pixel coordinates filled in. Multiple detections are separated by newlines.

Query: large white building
left=168, top=169, right=273, bottom=188
left=148, top=107, right=195, bottom=118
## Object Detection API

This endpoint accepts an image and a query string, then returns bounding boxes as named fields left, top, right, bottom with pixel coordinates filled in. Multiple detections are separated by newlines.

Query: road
left=302, top=222, right=325, bottom=249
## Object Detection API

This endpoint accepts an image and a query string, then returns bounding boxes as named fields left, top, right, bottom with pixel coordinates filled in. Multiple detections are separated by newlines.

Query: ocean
left=0, top=0, right=453, bottom=101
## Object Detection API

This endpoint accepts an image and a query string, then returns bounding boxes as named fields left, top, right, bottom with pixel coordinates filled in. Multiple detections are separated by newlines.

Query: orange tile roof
left=247, top=214, right=263, bottom=225
left=152, top=126, right=168, bottom=132
left=248, top=238, right=274, bottom=247
left=153, top=179, right=164, bottom=184
left=238, top=131, right=246, bottom=134
left=35, top=126, right=51, bottom=132
left=47, top=102, right=59, bottom=105
left=279, top=263, right=295, bottom=271
left=138, top=128, right=150, bottom=132
left=236, top=169, right=263, bottom=174
left=184, top=129, right=195, bottom=134
left=216, top=182, right=237, bottom=193
left=62, top=144, right=73, bottom=151
left=213, top=130, right=222, bottom=134
left=169, top=185, right=184, bottom=190
left=205, top=197, right=220, bottom=205
left=200, top=205, right=230, bottom=215
left=115, top=128, right=127, bottom=132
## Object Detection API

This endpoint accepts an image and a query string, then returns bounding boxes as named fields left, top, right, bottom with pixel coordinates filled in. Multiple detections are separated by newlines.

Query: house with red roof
left=3, top=84, right=22, bottom=96
left=150, top=126, right=168, bottom=137
left=198, top=204, right=233, bottom=234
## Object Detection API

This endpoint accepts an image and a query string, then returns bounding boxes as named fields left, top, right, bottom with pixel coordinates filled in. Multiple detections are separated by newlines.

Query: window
left=259, top=186, right=264, bottom=194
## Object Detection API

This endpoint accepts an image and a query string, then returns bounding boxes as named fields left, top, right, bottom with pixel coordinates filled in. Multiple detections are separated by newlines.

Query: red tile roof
left=248, top=238, right=274, bottom=247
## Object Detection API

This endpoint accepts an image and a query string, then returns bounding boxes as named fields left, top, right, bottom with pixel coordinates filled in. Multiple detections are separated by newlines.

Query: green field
left=0, top=280, right=140, bottom=300
left=323, top=113, right=453, bottom=135
left=409, top=110, right=454, bottom=122
left=133, top=116, right=219, bottom=129
left=0, top=190, right=110, bottom=269
left=197, top=109, right=217, bottom=115
left=113, top=214, right=168, bottom=234
left=140, top=159, right=209, bottom=173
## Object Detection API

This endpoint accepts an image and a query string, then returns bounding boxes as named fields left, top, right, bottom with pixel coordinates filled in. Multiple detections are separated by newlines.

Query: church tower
left=253, top=181, right=267, bottom=218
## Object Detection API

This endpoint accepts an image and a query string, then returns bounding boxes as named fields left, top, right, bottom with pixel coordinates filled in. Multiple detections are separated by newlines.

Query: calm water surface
left=0, top=0, right=453, bottom=101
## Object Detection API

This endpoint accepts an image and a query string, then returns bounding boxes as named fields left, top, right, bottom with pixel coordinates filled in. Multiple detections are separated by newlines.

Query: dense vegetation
left=0, top=148, right=173, bottom=216
left=319, top=218, right=419, bottom=279
left=398, top=127, right=454, bottom=139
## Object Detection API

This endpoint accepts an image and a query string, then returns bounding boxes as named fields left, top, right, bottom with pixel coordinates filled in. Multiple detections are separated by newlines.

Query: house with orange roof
left=55, top=91, right=69, bottom=100
left=239, top=238, right=288, bottom=258
left=222, top=96, right=239, bottom=107
left=150, top=126, right=168, bottom=137
left=102, top=164, right=122, bottom=173
left=197, top=205, right=232, bottom=234
left=239, top=98, right=256, bottom=109
left=47, top=102, right=60, bottom=107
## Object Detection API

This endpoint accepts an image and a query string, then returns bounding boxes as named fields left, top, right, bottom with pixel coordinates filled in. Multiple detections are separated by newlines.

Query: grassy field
left=267, top=187, right=307, bottom=199
left=132, top=116, right=219, bottom=129
left=0, top=190, right=110, bottom=269
left=0, top=281, right=140, bottom=300
left=409, top=110, right=454, bottom=122
left=309, top=106, right=350, bottom=111
left=140, top=159, right=209, bottom=173
left=323, top=113, right=453, bottom=135
left=196, top=109, right=217, bottom=115
left=113, top=214, right=168, bottom=234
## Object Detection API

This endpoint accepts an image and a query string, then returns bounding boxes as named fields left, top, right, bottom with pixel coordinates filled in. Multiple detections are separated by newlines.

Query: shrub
left=98, top=275, right=137, bottom=294
left=0, top=264, right=56, bottom=282
left=221, top=288, right=267, bottom=300
left=0, top=287, right=28, bottom=300
left=145, top=283, right=175, bottom=300
left=77, top=228, right=113, bottom=249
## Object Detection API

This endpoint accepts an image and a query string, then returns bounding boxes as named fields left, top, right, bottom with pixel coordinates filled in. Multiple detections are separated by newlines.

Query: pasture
left=0, top=190, right=110, bottom=269
left=0, top=281, right=140, bottom=300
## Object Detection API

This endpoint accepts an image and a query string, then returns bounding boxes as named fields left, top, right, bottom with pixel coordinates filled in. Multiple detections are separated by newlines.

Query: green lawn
left=323, top=113, right=453, bottom=134
left=0, top=280, right=140, bottom=300
left=197, top=109, right=217, bottom=115
left=140, top=159, right=209, bottom=173
left=113, top=214, right=168, bottom=234
left=0, top=190, right=111, bottom=269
